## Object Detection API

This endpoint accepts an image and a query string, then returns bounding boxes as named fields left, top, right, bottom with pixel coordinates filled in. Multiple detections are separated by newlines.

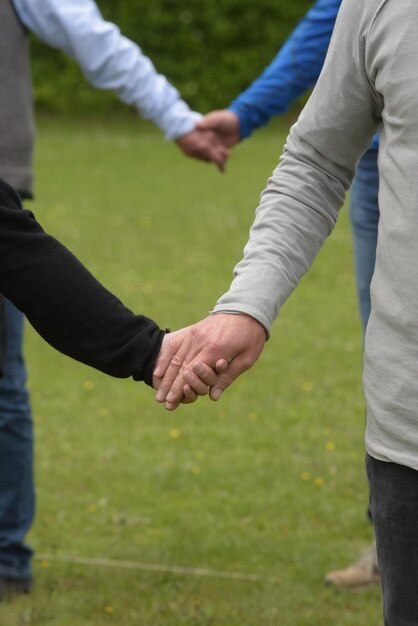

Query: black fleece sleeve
left=0, top=178, right=164, bottom=385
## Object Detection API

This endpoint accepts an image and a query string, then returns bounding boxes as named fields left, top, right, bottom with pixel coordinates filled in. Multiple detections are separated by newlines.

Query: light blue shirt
left=12, top=0, right=201, bottom=140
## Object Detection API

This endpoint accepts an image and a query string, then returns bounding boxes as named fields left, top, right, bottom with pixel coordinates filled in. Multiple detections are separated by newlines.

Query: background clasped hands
left=175, top=110, right=240, bottom=172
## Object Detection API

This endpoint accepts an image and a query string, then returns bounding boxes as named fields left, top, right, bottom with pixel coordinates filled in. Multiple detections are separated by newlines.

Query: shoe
left=324, top=542, right=380, bottom=589
left=0, top=577, right=31, bottom=601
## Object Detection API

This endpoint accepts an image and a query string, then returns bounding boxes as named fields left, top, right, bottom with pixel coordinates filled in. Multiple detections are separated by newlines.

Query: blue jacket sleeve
left=229, top=0, right=341, bottom=140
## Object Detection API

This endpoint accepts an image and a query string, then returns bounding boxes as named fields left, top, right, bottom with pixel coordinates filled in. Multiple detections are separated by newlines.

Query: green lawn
left=0, top=115, right=382, bottom=625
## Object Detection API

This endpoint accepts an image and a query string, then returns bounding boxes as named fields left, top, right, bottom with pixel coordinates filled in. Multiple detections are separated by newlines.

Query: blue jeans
left=350, top=147, right=379, bottom=524
left=349, top=147, right=379, bottom=333
left=0, top=299, right=33, bottom=581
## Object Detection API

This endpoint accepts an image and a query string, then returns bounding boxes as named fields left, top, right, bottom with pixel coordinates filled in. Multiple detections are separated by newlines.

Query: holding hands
left=196, top=110, right=240, bottom=148
left=176, top=126, right=230, bottom=172
left=175, top=110, right=240, bottom=172
left=153, top=314, right=267, bottom=410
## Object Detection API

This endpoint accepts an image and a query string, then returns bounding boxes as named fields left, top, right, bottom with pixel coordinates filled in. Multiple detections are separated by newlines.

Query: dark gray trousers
left=0, top=295, right=5, bottom=377
left=367, top=454, right=418, bottom=626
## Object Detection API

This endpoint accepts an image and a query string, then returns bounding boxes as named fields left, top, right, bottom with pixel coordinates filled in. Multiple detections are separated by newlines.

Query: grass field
left=0, top=115, right=382, bottom=625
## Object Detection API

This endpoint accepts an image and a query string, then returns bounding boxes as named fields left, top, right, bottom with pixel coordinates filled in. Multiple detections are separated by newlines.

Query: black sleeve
left=0, top=178, right=164, bottom=386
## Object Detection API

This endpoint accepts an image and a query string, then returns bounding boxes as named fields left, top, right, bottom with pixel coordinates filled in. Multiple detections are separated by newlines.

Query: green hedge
left=31, top=0, right=313, bottom=115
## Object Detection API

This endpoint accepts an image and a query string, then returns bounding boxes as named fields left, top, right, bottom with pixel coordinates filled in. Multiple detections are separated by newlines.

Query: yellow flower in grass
left=169, top=429, right=181, bottom=440
left=325, top=441, right=335, bottom=451
left=83, top=380, right=94, bottom=391
left=301, top=471, right=310, bottom=481
left=104, top=605, right=114, bottom=614
left=302, top=382, right=313, bottom=393
left=40, top=560, right=49, bottom=569
left=314, top=477, right=325, bottom=488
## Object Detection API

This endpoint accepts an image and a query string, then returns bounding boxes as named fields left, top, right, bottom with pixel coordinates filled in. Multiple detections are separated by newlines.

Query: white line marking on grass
left=35, top=553, right=281, bottom=584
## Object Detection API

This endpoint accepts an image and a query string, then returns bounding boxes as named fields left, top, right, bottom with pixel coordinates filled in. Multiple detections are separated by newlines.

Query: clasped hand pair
left=153, top=313, right=266, bottom=410
left=175, top=110, right=240, bottom=172
left=164, top=111, right=261, bottom=409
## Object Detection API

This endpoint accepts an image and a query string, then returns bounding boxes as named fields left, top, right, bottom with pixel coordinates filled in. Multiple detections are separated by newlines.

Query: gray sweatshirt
left=212, top=0, right=418, bottom=469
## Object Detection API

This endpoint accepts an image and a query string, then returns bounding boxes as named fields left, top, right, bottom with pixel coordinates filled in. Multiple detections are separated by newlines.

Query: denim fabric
left=350, top=148, right=379, bottom=526
left=0, top=299, right=33, bottom=581
left=367, top=454, right=418, bottom=626
left=349, top=147, right=379, bottom=333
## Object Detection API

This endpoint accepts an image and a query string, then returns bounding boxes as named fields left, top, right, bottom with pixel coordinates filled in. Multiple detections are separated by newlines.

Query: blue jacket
left=229, top=0, right=378, bottom=150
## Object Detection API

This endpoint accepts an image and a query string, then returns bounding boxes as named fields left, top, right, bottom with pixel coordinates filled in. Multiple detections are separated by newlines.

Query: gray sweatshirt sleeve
left=212, top=0, right=383, bottom=334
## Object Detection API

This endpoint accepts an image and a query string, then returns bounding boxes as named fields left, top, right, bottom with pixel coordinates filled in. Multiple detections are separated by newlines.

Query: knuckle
left=171, top=354, right=183, bottom=367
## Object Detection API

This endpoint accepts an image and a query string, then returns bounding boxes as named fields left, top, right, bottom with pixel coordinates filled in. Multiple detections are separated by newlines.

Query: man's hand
left=153, top=314, right=267, bottom=410
left=196, top=110, right=240, bottom=148
left=176, top=128, right=230, bottom=172
left=153, top=330, right=228, bottom=405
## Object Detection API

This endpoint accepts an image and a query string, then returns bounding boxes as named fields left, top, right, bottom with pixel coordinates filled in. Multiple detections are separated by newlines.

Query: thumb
left=196, top=119, right=210, bottom=131
left=215, top=358, right=229, bottom=374
left=208, top=357, right=244, bottom=401
left=196, top=114, right=218, bottom=131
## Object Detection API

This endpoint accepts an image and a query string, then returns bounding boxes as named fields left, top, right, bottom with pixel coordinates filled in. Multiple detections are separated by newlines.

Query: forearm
left=215, top=0, right=381, bottom=332
left=229, top=0, right=341, bottom=140
left=0, top=180, right=164, bottom=384
left=12, top=0, right=200, bottom=140
left=212, top=130, right=347, bottom=333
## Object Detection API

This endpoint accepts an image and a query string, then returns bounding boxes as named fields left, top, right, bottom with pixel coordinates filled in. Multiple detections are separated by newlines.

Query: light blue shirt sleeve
left=12, top=0, right=201, bottom=140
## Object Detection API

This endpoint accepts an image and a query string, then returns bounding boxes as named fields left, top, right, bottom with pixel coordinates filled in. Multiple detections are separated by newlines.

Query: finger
left=196, top=117, right=215, bottom=131
left=209, top=356, right=246, bottom=401
left=153, top=333, right=178, bottom=378
left=164, top=366, right=194, bottom=406
left=215, top=359, right=228, bottom=374
left=209, top=149, right=225, bottom=168
left=165, top=400, right=181, bottom=411
left=210, top=144, right=230, bottom=158
left=183, top=369, right=210, bottom=395
left=155, top=338, right=191, bottom=403
left=152, top=374, right=162, bottom=391
left=183, top=371, right=209, bottom=396
left=191, top=361, right=219, bottom=387
left=213, top=150, right=230, bottom=173
left=181, top=384, right=198, bottom=404
left=153, top=350, right=171, bottom=379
